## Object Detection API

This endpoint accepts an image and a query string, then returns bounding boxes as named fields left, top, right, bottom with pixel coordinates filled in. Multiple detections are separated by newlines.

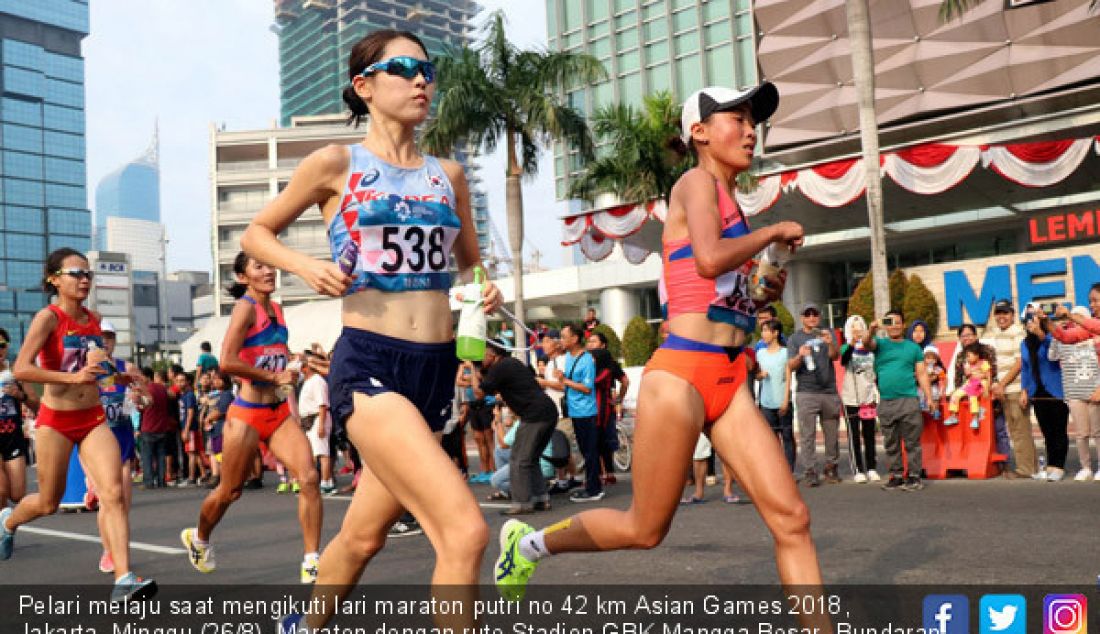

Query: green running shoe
left=495, top=519, right=539, bottom=602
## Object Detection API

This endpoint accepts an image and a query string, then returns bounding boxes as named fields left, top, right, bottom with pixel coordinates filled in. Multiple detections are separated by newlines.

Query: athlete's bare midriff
left=41, top=383, right=101, bottom=412
left=341, top=288, right=455, bottom=343
left=667, top=313, right=747, bottom=349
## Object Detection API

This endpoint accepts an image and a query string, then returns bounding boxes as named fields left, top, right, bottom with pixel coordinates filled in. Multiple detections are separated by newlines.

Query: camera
left=881, top=316, right=897, bottom=327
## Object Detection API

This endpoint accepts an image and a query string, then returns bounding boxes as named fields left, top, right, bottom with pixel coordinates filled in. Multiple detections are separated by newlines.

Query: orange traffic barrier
left=918, top=397, right=1007, bottom=479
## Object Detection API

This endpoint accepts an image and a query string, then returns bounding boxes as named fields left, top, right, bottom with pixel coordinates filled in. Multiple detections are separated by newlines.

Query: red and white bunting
left=561, top=214, right=589, bottom=246
left=982, top=137, right=1094, bottom=188
left=579, top=231, right=614, bottom=261
left=884, top=145, right=981, bottom=195
left=736, top=174, right=784, bottom=216
left=591, top=202, right=651, bottom=239
left=796, top=158, right=866, bottom=208
left=621, top=231, right=653, bottom=265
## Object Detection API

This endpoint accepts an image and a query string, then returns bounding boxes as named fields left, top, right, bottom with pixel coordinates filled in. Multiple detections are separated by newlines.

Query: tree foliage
left=593, top=323, right=622, bottom=361
left=903, top=274, right=940, bottom=337
left=888, top=269, right=909, bottom=312
left=622, top=316, right=658, bottom=367
left=848, top=273, right=876, bottom=325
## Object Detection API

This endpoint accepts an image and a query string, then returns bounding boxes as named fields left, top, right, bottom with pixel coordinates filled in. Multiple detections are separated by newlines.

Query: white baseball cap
left=680, top=82, right=779, bottom=144
left=100, top=319, right=116, bottom=334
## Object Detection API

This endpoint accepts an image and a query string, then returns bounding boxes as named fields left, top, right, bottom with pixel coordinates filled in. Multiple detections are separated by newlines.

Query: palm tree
left=940, top=0, right=1097, bottom=21
left=423, top=10, right=606, bottom=334
left=567, top=91, right=689, bottom=205
left=846, top=0, right=891, bottom=318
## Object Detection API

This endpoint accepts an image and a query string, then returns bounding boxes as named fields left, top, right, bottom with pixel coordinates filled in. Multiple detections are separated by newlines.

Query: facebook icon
left=924, top=595, right=970, bottom=634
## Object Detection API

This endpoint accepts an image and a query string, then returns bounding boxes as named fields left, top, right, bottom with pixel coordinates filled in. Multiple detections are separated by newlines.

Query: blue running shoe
left=110, top=572, right=158, bottom=602
left=279, top=613, right=307, bottom=633
left=0, top=507, right=13, bottom=560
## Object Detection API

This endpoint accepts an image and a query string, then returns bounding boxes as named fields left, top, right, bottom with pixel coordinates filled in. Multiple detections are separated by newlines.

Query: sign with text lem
left=943, top=254, right=1100, bottom=328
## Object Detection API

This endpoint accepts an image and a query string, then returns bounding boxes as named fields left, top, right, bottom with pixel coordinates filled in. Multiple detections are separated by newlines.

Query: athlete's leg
left=78, top=424, right=131, bottom=580
left=708, top=383, right=821, bottom=586
left=6, top=425, right=72, bottom=530
left=306, top=392, right=486, bottom=630
left=267, top=418, right=322, bottom=554
left=197, top=419, right=258, bottom=541
left=97, top=455, right=132, bottom=568
left=306, top=463, right=405, bottom=628
left=1, top=455, right=25, bottom=504
left=343, top=392, right=487, bottom=583
left=542, top=371, right=703, bottom=553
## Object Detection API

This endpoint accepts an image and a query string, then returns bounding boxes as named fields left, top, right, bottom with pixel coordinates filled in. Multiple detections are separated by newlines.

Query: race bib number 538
left=360, top=225, right=450, bottom=274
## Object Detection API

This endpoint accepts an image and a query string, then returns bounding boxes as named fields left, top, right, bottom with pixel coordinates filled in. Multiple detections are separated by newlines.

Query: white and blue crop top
left=329, top=145, right=462, bottom=294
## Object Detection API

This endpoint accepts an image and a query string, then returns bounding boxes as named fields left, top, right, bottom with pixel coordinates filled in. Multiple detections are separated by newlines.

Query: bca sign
left=95, top=261, right=128, bottom=275
left=944, top=254, right=1100, bottom=328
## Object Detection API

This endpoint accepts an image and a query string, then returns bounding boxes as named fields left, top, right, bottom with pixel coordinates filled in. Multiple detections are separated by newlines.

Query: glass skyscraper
left=546, top=0, right=757, bottom=197
left=94, top=131, right=160, bottom=250
left=0, top=0, right=91, bottom=348
left=272, top=0, right=493, bottom=260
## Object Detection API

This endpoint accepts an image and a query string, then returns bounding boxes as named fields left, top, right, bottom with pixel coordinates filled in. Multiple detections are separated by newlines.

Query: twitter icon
left=980, top=595, right=1026, bottom=634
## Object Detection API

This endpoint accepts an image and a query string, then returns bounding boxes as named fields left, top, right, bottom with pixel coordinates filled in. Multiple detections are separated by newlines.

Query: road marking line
left=325, top=496, right=517, bottom=510
left=20, top=526, right=186, bottom=555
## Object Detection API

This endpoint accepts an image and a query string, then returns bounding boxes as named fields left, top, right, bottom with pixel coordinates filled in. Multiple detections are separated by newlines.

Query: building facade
left=211, top=114, right=364, bottom=316
left=272, top=0, right=492, bottom=261
left=94, top=130, right=160, bottom=250
left=87, top=251, right=134, bottom=360
left=0, top=0, right=91, bottom=348
left=545, top=0, right=757, bottom=198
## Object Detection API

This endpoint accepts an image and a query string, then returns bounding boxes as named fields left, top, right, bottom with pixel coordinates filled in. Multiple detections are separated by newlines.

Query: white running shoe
left=300, top=556, right=319, bottom=584
left=1031, top=469, right=1048, bottom=481
left=1074, top=468, right=1093, bottom=482
left=180, top=528, right=216, bottom=573
left=853, top=472, right=868, bottom=484
left=867, top=469, right=882, bottom=482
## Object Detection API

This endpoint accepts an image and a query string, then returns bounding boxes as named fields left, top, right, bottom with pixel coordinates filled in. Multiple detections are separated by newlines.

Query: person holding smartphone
left=862, top=310, right=934, bottom=491
left=787, top=302, right=841, bottom=486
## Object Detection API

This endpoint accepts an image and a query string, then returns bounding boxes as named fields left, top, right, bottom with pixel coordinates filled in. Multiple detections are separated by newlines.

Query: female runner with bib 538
left=493, top=84, right=830, bottom=629
left=241, top=29, right=501, bottom=631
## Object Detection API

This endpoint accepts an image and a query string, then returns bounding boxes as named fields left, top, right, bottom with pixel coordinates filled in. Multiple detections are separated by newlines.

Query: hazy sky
left=83, top=0, right=566, bottom=274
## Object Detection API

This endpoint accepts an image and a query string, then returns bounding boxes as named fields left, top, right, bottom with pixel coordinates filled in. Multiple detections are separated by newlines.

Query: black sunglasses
left=56, top=268, right=95, bottom=280
left=0, top=341, right=8, bottom=348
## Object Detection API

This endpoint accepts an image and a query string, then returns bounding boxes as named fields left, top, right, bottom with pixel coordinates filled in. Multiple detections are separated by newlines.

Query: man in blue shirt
left=555, top=323, right=601, bottom=502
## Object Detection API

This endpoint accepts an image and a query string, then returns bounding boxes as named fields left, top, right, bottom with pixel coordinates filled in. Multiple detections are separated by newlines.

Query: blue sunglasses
left=361, top=56, right=435, bottom=84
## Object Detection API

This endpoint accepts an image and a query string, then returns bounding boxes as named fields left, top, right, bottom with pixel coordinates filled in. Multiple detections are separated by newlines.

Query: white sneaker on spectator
left=1031, top=469, right=1048, bottom=481
left=1046, top=468, right=1065, bottom=482
left=853, top=472, right=868, bottom=484
left=1074, top=468, right=1093, bottom=482
left=1094, top=470, right=1100, bottom=482
left=867, top=470, right=881, bottom=482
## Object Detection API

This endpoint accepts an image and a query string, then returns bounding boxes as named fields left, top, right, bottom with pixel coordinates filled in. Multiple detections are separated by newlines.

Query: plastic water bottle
left=804, top=339, right=817, bottom=372
left=456, top=268, right=487, bottom=362
left=751, top=243, right=792, bottom=301
left=1038, top=456, right=1046, bottom=472
left=87, top=340, right=116, bottom=387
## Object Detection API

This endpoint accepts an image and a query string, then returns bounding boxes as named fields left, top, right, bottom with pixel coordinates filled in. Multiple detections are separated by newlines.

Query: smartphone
left=1039, top=302, right=1061, bottom=315
left=881, top=316, right=897, bottom=327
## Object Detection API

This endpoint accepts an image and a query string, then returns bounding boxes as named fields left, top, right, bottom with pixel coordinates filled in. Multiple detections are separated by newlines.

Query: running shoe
left=99, top=550, right=114, bottom=574
left=495, top=519, right=538, bottom=602
left=300, top=556, right=319, bottom=584
left=277, top=481, right=290, bottom=494
left=388, top=519, right=424, bottom=538
left=110, top=572, right=158, bottom=602
left=180, top=528, right=216, bottom=573
left=569, top=490, right=605, bottom=503
left=0, top=507, right=13, bottom=560
left=881, top=475, right=905, bottom=491
left=320, top=482, right=337, bottom=495
left=279, top=613, right=307, bottom=634
left=901, top=476, right=924, bottom=491
left=291, top=482, right=301, bottom=494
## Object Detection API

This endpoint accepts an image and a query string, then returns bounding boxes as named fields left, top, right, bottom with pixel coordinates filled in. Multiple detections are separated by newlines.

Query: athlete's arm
left=219, top=300, right=292, bottom=385
left=675, top=168, right=803, bottom=280
left=242, top=145, right=352, bottom=297
left=13, top=308, right=103, bottom=385
left=440, top=159, right=502, bottom=313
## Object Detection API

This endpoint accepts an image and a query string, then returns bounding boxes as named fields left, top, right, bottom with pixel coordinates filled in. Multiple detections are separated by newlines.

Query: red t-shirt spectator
left=140, top=382, right=176, bottom=434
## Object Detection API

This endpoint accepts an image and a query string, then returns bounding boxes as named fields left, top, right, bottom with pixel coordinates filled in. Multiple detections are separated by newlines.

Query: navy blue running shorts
left=329, top=327, right=458, bottom=433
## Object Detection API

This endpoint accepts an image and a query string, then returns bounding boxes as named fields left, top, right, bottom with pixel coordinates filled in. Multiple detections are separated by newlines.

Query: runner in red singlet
left=0, top=248, right=155, bottom=602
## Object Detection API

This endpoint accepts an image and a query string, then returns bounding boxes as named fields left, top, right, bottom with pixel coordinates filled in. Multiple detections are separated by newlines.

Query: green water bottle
left=456, top=267, right=487, bottom=361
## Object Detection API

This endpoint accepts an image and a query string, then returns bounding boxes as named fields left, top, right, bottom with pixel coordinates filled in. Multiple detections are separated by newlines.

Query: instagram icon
left=1044, top=595, right=1087, bottom=634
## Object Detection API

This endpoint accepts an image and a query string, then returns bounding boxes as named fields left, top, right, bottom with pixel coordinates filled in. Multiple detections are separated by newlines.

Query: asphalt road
left=3, top=457, right=1098, bottom=588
